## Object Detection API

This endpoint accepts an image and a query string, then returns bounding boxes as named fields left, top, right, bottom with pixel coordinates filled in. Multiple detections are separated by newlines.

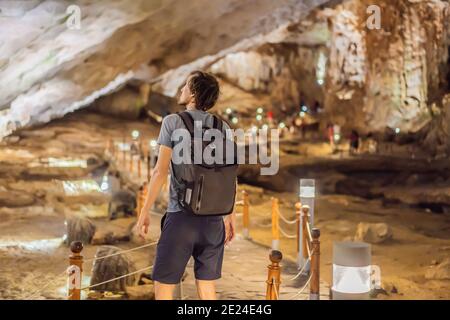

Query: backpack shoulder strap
left=212, top=115, right=223, bottom=132
left=177, top=111, right=195, bottom=136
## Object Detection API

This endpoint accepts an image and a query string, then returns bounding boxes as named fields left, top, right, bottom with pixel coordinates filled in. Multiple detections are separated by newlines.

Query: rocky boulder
left=65, top=217, right=96, bottom=245
left=125, top=284, right=155, bottom=300
left=425, top=258, right=450, bottom=280
left=90, top=246, right=137, bottom=292
left=354, top=222, right=393, bottom=244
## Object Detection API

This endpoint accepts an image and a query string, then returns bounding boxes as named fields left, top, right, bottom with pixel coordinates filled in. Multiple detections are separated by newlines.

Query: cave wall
left=209, top=43, right=327, bottom=117
left=0, top=0, right=331, bottom=138
left=324, top=0, right=449, bottom=138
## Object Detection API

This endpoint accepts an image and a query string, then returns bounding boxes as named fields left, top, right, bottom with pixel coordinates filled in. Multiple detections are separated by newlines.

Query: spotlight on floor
left=331, top=242, right=381, bottom=300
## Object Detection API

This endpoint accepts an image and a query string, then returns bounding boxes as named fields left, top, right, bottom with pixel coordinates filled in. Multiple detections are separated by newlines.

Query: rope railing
left=284, top=250, right=313, bottom=282
left=278, top=211, right=297, bottom=225
left=288, top=273, right=313, bottom=300
left=266, top=226, right=320, bottom=300
left=104, top=137, right=158, bottom=186
left=84, top=241, right=158, bottom=263
left=80, top=265, right=154, bottom=291
left=236, top=190, right=314, bottom=263
left=66, top=239, right=159, bottom=300
left=278, top=225, right=297, bottom=239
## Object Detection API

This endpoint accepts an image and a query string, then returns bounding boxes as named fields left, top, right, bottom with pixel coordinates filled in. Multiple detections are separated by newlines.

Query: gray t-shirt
left=157, top=109, right=231, bottom=213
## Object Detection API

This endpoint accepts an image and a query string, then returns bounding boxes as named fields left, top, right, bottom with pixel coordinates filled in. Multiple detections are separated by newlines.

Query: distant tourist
left=349, top=130, right=360, bottom=155
left=327, top=123, right=335, bottom=150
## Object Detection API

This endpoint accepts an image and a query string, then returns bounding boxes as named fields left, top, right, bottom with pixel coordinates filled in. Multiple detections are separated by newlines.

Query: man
left=135, top=71, right=236, bottom=300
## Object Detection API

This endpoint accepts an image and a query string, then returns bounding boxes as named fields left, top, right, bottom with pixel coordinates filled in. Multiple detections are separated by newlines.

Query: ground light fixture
left=148, top=139, right=158, bottom=167
left=299, top=179, right=315, bottom=270
left=331, top=241, right=381, bottom=300
left=131, top=130, right=140, bottom=139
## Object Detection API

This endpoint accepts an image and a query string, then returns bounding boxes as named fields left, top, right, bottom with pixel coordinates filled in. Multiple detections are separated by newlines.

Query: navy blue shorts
left=152, top=211, right=225, bottom=284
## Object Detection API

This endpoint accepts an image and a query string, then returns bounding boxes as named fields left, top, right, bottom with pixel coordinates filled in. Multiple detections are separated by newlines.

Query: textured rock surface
left=65, top=217, right=96, bottom=245
left=354, top=222, right=393, bottom=244
left=325, top=0, right=449, bottom=136
left=90, top=246, right=137, bottom=292
left=210, top=43, right=326, bottom=115
left=425, top=258, right=450, bottom=280
left=125, top=284, right=155, bottom=300
left=0, top=0, right=330, bottom=138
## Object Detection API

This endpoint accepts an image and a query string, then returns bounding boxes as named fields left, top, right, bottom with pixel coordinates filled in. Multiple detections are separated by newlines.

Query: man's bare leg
left=196, top=279, right=217, bottom=300
left=155, top=281, right=176, bottom=300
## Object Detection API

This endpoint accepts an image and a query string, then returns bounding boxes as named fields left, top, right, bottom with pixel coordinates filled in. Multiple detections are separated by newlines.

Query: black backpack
left=171, top=111, right=239, bottom=216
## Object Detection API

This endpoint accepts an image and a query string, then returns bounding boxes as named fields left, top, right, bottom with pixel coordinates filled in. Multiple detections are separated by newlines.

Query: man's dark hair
left=188, top=71, right=220, bottom=111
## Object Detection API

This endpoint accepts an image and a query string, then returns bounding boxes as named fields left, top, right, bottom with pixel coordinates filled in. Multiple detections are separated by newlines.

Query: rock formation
left=0, top=0, right=330, bottom=138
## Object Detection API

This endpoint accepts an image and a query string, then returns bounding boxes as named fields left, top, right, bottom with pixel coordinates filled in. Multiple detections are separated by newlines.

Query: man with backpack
left=135, top=71, right=238, bottom=300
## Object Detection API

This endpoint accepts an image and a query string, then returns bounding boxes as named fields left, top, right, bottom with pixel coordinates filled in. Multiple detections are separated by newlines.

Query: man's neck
left=186, top=103, right=198, bottom=111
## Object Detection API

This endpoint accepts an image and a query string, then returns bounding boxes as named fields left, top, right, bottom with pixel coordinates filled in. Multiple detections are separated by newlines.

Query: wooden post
left=146, top=151, right=151, bottom=182
left=105, top=138, right=111, bottom=155
left=295, top=202, right=301, bottom=253
left=137, top=156, right=142, bottom=179
left=68, top=241, right=83, bottom=300
left=310, top=228, right=320, bottom=300
left=302, top=205, right=310, bottom=261
left=111, top=139, right=116, bottom=158
left=129, top=153, right=134, bottom=173
left=242, top=190, right=250, bottom=239
left=122, top=137, right=126, bottom=163
left=271, top=198, right=280, bottom=250
left=266, top=250, right=282, bottom=300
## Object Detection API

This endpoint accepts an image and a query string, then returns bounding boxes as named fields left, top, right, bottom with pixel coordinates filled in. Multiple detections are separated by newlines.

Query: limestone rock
left=0, top=190, right=35, bottom=207
left=0, top=0, right=329, bottom=138
left=91, top=86, right=145, bottom=120
left=125, top=284, right=155, bottom=300
left=90, top=246, right=137, bottom=292
left=108, top=190, right=136, bottom=220
left=425, top=258, right=450, bottom=280
left=91, top=230, right=131, bottom=245
left=354, top=222, right=393, bottom=244
left=65, top=217, right=96, bottom=245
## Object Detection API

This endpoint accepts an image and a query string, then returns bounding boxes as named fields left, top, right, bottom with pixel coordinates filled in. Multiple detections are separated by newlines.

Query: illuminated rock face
left=324, top=0, right=449, bottom=136
left=209, top=44, right=327, bottom=116
left=0, top=0, right=330, bottom=138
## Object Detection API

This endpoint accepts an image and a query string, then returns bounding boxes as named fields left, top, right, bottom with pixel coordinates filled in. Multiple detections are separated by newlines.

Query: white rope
left=85, top=241, right=158, bottom=263
left=81, top=265, right=154, bottom=291
left=278, top=210, right=297, bottom=225
left=306, top=241, right=311, bottom=258
left=305, top=222, right=313, bottom=242
left=288, top=273, right=312, bottom=300
left=285, top=259, right=310, bottom=282
left=279, top=225, right=297, bottom=238
left=254, top=220, right=272, bottom=228
left=21, top=269, right=68, bottom=300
